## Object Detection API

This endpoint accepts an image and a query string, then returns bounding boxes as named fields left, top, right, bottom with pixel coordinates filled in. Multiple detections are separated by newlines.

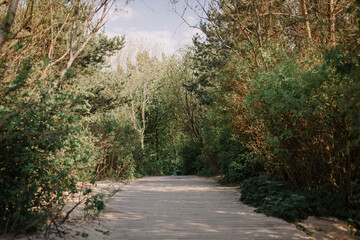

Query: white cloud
left=108, top=6, right=137, bottom=22
left=104, top=4, right=205, bottom=56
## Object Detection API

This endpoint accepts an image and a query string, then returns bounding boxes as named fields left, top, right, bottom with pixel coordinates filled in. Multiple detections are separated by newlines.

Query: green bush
left=240, top=174, right=309, bottom=222
left=240, top=174, right=357, bottom=226
left=211, top=128, right=264, bottom=184
left=85, top=112, right=140, bottom=180
left=143, top=152, right=179, bottom=176
left=0, top=60, right=98, bottom=233
left=348, top=180, right=360, bottom=235
left=180, top=143, right=203, bottom=175
left=247, top=52, right=359, bottom=193
left=84, top=193, right=105, bottom=217
left=223, top=154, right=264, bottom=184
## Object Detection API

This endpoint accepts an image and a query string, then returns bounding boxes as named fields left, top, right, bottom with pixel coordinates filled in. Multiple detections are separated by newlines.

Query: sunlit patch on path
left=96, top=176, right=310, bottom=240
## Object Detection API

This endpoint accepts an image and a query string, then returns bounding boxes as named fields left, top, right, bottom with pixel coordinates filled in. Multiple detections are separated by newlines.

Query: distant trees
left=123, top=51, right=165, bottom=152
left=74, top=39, right=182, bottom=177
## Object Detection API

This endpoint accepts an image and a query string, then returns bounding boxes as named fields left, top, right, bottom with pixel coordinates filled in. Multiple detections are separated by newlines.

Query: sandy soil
left=61, top=180, right=127, bottom=221
left=298, top=216, right=358, bottom=240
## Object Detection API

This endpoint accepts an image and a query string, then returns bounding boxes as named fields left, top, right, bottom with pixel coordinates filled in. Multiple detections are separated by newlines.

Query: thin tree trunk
left=300, top=0, right=312, bottom=40
left=267, top=2, right=273, bottom=37
left=329, top=0, right=336, bottom=47
left=252, top=0, right=262, bottom=47
left=155, top=112, right=160, bottom=162
left=53, top=0, right=111, bottom=88
left=140, top=130, right=145, bottom=151
left=141, top=87, right=147, bottom=151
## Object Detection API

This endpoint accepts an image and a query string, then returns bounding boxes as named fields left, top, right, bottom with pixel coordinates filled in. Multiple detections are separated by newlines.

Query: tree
left=0, top=0, right=126, bottom=234
left=124, top=51, right=165, bottom=152
left=112, top=42, right=166, bottom=156
left=1, top=0, right=125, bottom=92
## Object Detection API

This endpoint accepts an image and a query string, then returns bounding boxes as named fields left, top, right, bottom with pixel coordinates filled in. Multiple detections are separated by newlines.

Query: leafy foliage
left=84, top=193, right=105, bottom=217
left=85, top=111, right=140, bottom=180
left=180, top=142, right=203, bottom=175
left=246, top=50, right=359, bottom=193
left=240, top=174, right=358, bottom=225
left=0, top=60, right=98, bottom=233
left=171, top=0, right=360, bottom=234
left=0, top=0, right=125, bottom=234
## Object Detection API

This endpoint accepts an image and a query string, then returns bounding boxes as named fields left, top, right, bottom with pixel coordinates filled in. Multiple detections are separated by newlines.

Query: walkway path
left=95, top=176, right=309, bottom=240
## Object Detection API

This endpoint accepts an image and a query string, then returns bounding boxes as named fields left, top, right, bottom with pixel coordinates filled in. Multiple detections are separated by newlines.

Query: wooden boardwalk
left=97, top=176, right=310, bottom=240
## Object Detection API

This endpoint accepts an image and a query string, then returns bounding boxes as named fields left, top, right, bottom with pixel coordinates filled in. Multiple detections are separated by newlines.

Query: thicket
left=0, top=0, right=125, bottom=234
left=240, top=174, right=351, bottom=223
left=247, top=50, right=360, bottom=192
left=172, top=0, right=360, bottom=234
left=0, top=61, right=99, bottom=233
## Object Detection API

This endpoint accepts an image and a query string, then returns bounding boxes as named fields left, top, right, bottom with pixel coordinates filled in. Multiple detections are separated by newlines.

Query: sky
left=104, top=0, right=203, bottom=56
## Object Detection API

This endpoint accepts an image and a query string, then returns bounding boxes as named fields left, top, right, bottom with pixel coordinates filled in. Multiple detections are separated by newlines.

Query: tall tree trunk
left=300, top=0, right=312, bottom=40
left=141, top=87, right=147, bottom=152
left=140, top=130, right=145, bottom=151
left=155, top=113, right=160, bottom=163
left=329, top=0, right=336, bottom=47
left=0, top=0, right=20, bottom=50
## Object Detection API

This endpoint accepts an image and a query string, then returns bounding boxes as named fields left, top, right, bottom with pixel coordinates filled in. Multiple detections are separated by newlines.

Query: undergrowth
left=240, top=174, right=360, bottom=236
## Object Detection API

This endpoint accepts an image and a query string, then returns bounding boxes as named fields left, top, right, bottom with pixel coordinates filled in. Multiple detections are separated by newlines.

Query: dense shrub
left=142, top=101, right=183, bottom=176
left=247, top=52, right=360, bottom=194
left=143, top=147, right=180, bottom=176
left=85, top=111, right=140, bottom=180
left=240, top=174, right=360, bottom=235
left=0, top=61, right=98, bottom=233
left=215, top=129, right=264, bottom=184
left=241, top=176, right=310, bottom=222
left=222, top=154, right=264, bottom=184
left=180, top=143, right=203, bottom=175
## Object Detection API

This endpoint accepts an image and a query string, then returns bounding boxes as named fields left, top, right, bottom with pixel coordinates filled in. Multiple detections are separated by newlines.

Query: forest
left=0, top=0, right=360, bottom=237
